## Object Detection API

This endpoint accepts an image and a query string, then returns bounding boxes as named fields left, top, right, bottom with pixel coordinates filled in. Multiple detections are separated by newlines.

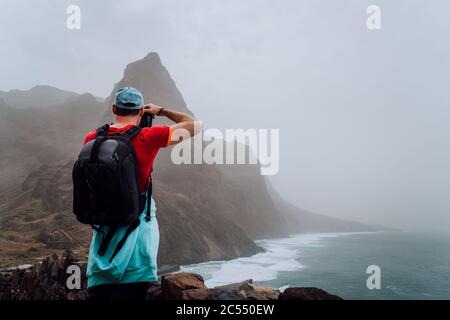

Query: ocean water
left=180, top=232, right=450, bottom=300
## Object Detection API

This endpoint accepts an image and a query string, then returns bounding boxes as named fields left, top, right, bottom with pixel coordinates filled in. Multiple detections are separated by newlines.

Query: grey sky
left=1, top=0, right=449, bottom=231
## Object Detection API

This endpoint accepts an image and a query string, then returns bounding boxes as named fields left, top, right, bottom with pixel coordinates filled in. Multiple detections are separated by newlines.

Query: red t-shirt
left=84, top=125, right=173, bottom=192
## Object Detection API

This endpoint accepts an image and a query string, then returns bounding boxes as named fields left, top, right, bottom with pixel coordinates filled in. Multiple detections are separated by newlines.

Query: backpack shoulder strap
left=121, top=126, right=142, bottom=140
left=90, top=124, right=110, bottom=161
left=145, top=178, right=153, bottom=222
left=96, top=124, right=110, bottom=137
left=96, top=221, right=141, bottom=262
left=109, top=219, right=141, bottom=263
left=97, top=226, right=118, bottom=256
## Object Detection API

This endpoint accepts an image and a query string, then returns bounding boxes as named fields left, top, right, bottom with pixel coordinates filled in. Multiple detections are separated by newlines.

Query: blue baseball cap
left=115, top=87, right=144, bottom=110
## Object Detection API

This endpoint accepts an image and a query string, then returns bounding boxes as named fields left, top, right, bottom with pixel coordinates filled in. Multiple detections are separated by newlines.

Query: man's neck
left=112, top=116, right=139, bottom=128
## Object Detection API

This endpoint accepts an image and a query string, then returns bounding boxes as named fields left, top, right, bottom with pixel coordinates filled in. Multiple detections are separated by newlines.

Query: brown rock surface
left=0, top=251, right=88, bottom=300
left=278, top=287, right=343, bottom=300
left=161, top=272, right=206, bottom=299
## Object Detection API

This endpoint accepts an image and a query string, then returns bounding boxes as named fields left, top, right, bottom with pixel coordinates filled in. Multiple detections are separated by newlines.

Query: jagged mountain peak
left=143, top=51, right=162, bottom=64
left=123, top=52, right=162, bottom=76
left=102, top=52, right=192, bottom=122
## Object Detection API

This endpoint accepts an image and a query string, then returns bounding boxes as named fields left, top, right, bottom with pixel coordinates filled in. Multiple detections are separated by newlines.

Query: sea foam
left=180, top=232, right=365, bottom=288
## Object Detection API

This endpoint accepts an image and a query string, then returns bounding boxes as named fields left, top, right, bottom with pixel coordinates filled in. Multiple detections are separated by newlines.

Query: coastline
left=179, top=231, right=381, bottom=288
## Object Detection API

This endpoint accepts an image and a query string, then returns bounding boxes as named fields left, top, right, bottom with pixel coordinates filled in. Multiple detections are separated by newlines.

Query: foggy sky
left=1, top=0, right=449, bottom=231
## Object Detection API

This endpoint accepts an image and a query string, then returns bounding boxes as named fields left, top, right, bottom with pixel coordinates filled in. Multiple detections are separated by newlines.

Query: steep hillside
left=0, top=93, right=104, bottom=204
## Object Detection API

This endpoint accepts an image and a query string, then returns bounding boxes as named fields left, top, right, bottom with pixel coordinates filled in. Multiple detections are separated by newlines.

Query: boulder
left=242, top=283, right=280, bottom=300
left=160, top=272, right=206, bottom=299
left=210, top=280, right=280, bottom=300
left=179, top=280, right=280, bottom=300
left=278, top=287, right=342, bottom=300
left=181, top=288, right=211, bottom=300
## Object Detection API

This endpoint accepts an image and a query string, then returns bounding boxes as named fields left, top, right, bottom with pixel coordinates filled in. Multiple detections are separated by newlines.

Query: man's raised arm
left=143, top=104, right=202, bottom=144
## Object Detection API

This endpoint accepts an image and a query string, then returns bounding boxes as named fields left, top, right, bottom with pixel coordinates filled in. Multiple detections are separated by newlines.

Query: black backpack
left=72, top=124, right=152, bottom=262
